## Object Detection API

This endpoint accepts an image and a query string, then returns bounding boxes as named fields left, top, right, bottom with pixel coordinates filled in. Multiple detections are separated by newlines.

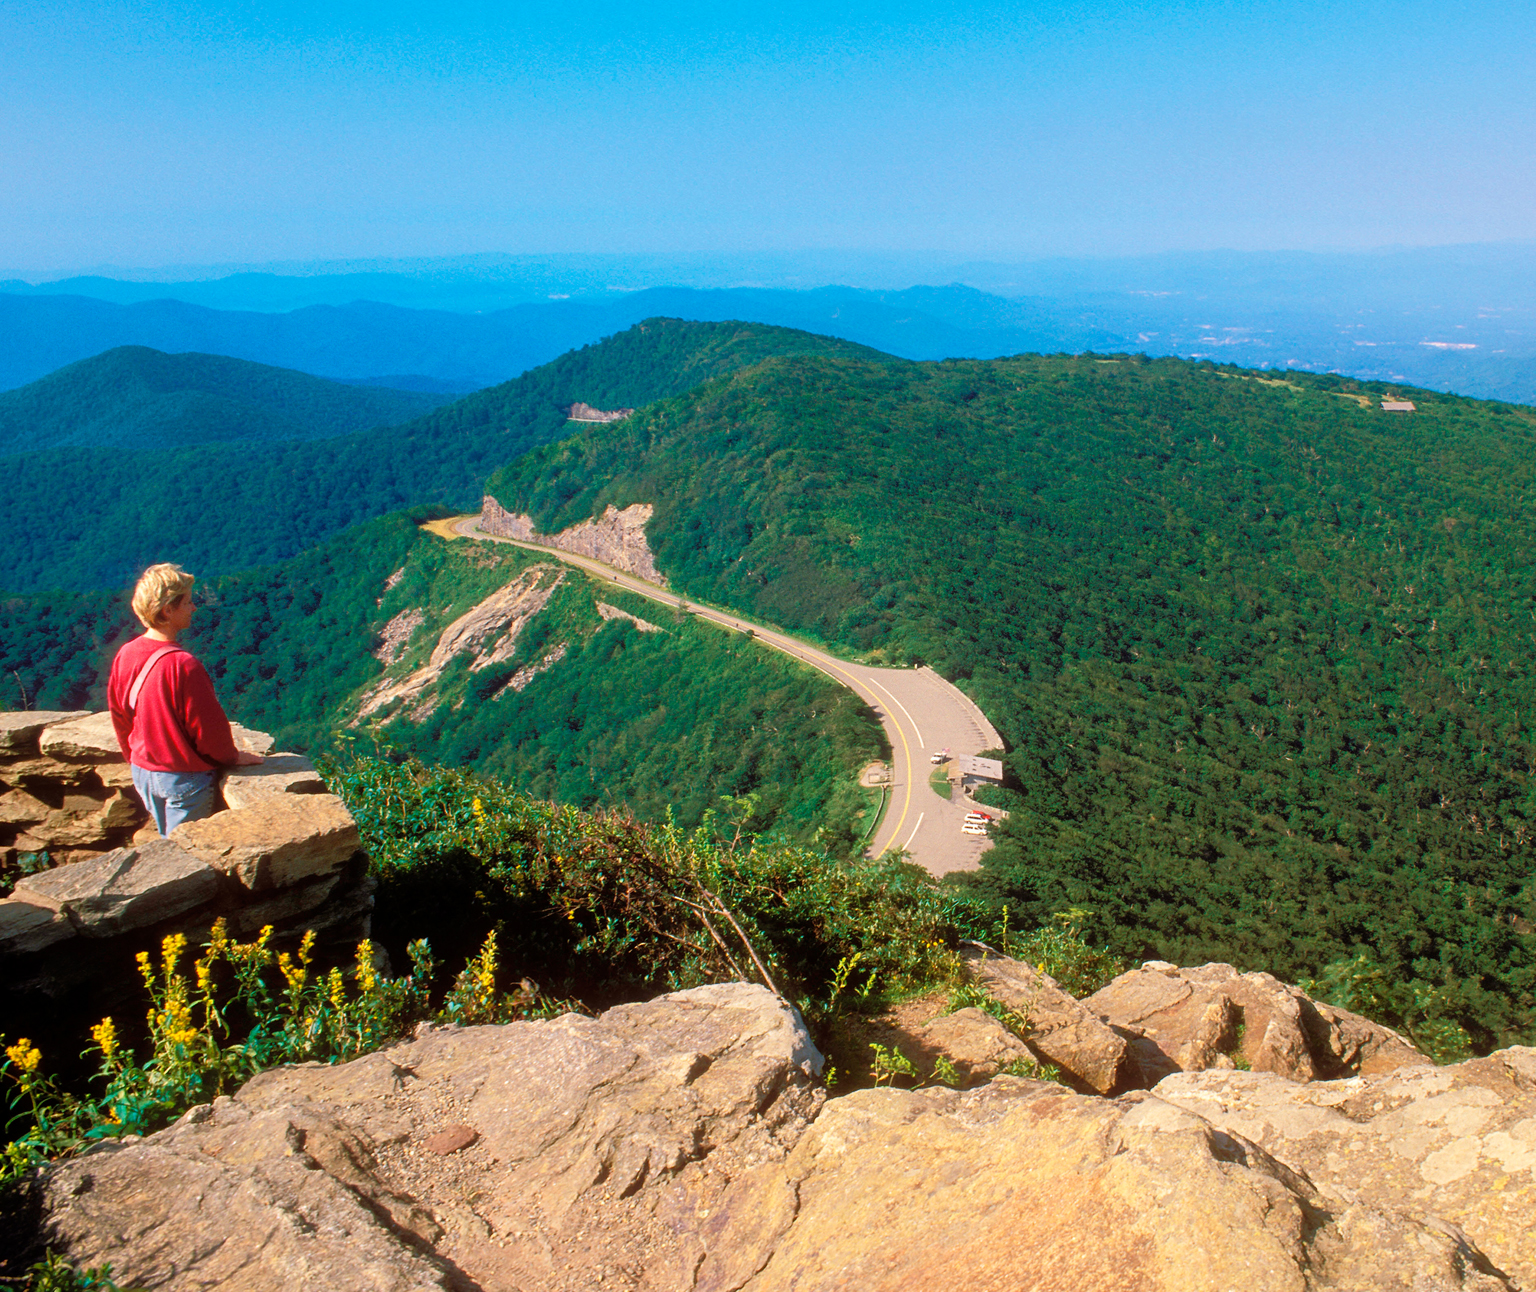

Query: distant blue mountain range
left=5, top=243, right=1536, bottom=403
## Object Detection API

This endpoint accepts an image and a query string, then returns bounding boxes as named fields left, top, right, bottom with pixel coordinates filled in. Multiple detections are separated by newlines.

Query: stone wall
left=0, top=710, right=373, bottom=1053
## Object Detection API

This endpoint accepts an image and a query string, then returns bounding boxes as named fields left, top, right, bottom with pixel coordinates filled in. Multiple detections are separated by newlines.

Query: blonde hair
left=131, top=563, right=195, bottom=629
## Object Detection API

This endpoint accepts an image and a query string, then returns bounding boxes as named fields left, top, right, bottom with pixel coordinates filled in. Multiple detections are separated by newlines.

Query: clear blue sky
left=4, top=0, right=1534, bottom=274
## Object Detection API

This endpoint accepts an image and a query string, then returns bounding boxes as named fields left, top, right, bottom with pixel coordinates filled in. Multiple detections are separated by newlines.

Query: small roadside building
left=1381, top=399, right=1416, bottom=412
left=955, top=755, right=1003, bottom=796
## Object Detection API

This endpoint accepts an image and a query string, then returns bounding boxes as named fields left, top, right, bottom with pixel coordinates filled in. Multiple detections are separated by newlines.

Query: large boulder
left=1154, top=1048, right=1536, bottom=1289
left=698, top=1078, right=1514, bottom=1292
left=1085, top=960, right=1428, bottom=1083
left=962, top=947, right=1138, bottom=1093
left=26, top=983, right=824, bottom=1291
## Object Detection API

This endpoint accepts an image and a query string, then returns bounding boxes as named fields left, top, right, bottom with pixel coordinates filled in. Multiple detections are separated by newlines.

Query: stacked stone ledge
left=0, top=710, right=373, bottom=1046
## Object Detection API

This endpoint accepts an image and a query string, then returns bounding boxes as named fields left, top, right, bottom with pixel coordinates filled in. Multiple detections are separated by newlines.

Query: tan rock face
left=26, top=983, right=1524, bottom=1292
left=963, top=948, right=1137, bottom=1093
left=171, top=793, right=359, bottom=891
left=0, top=711, right=90, bottom=755
left=33, top=983, right=823, bottom=1292
left=481, top=495, right=667, bottom=585
left=355, top=568, right=564, bottom=721
left=0, top=786, right=50, bottom=825
left=1154, top=1050, right=1536, bottom=1288
left=1085, top=961, right=1428, bottom=1083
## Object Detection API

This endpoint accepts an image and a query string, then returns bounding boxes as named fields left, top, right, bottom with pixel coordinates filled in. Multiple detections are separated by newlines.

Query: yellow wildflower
left=195, top=957, right=214, bottom=994
left=161, top=932, right=188, bottom=979
left=90, top=1017, right=119, bottom=1063
left=328, top=967, right=346, bottom=1011
left=161, top=999, right=198, bottom=1048
left=297, top=929, right=316, bottom=967
left=135, top=950, right=155, bottom=990
left=472, top=796, right=486, bottom=821
left=277, top=952, right=306, bottom=991
left=354, top=940, right=377, bottom=995
left=5, top=1040, right=41, bottom=1075
left=205, top=917, right=229, bottom=960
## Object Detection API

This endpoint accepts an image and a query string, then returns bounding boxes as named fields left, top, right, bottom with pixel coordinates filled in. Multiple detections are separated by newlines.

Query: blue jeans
left=131, top=766, right=219, bottom=837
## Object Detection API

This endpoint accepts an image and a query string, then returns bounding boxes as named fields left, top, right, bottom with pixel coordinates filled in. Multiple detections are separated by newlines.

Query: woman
left=108, top=563, right=263, bottom=836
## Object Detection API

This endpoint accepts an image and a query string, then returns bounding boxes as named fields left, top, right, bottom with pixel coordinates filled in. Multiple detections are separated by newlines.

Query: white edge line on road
left=864, top=677, right=925, bottom=750
left=901, top=812, right=925, bottom=853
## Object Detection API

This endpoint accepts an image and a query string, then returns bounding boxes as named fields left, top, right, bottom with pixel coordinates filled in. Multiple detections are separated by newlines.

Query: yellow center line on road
left=443, top=516, right=919, bottom=856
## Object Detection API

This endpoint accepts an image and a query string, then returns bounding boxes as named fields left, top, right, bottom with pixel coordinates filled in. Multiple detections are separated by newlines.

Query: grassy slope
left=0, top=511, right=884, bottom=850
left=0, top=346, right=448, bottom=454
left=0, top=320, right=890, bottom=593
left=486, top=352, right=1536, bottom=1046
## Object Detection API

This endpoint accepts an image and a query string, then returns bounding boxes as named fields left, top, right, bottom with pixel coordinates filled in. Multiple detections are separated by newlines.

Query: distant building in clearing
left=1381, top=400, right=1416, bottom=412
left=567, top=402, right=634, bottom=423
left=955, top=755, right=1004, bottom=796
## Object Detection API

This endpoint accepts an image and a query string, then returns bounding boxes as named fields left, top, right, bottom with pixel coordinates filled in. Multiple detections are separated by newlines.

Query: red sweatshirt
left=108, top=635, right=241, bottom=773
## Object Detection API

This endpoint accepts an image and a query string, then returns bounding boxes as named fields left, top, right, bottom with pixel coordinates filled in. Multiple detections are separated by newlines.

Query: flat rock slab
left=221, top=753, right=326, bottom=811
left=0, top=711, right=90, bottom=755
left=37, top=712, right=123, bottom=763
left=962, top=947, right=1135, bottom=1093
left=172, top=794, right=360, bottom=891
left=0, top=898, right=74, bottom=956
left=11, top=840, right=220, bottom=937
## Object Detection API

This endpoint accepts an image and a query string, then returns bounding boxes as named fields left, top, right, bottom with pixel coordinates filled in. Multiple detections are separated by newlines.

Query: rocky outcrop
left=1085, top=959, right=1428, bottom=1084
left=481, top=495, right=667, bottom=585
left=566, top=401, right=634, bottom=422
left=355, top=567, right=564, bottom=721
left=372, top=606, right=425, bottom=663
left=1155, top=1052, right=1536, bottom=1289
left=0, top=714, right=371, bottom=1059
left=25, top=983, right=824, bottom=1291
left=19, top=981, right=1533, bottom=1291
left=597, top=601, right=664, bottom=633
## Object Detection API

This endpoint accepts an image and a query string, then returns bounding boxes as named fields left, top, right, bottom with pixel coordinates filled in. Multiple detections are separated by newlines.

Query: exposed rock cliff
left=16, top=979, right=1535, bottom=1291
left=481, top=495, right=666, bottom=585
left=356, top=566, right=564, bottom=721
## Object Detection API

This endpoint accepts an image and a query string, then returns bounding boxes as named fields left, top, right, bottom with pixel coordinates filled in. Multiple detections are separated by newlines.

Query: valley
left=3, top=320, right=1534, bottom=1053
left=443, top=510, right=1004, bottom=875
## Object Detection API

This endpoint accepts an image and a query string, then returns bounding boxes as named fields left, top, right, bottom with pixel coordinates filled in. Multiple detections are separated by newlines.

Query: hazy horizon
left=6, top=0, right=1533, bottom=273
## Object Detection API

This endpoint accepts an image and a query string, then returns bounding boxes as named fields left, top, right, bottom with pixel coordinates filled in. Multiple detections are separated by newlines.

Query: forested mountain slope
left=0, top=510, right=882, bottom=848
left=0, top=320, right=887, bottom=592
left=0, top=346, right=447, bottom=454
left=487, top=352, right=1536, bottom=1048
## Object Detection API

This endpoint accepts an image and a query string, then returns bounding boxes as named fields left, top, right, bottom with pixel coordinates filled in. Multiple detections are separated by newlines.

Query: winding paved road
left=435, top=515, right=1003, bottom=876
